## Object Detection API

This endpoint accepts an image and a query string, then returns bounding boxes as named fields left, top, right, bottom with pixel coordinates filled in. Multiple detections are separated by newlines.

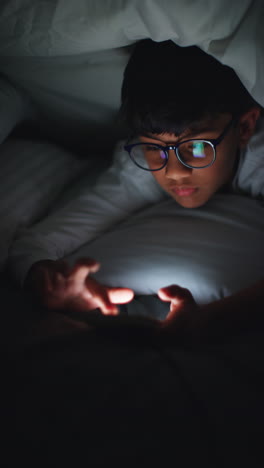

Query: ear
left=238, top=107, right=261, bottom=148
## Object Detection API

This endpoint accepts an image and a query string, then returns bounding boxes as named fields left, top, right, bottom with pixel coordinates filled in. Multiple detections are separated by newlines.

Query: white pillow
left=0, top=138, right=91, bottom=270
left=65, top=193, right=264, bottom=305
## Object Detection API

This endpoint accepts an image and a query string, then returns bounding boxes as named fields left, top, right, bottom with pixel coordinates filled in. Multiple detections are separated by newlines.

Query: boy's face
left=139, top=110, right=258, bottom=208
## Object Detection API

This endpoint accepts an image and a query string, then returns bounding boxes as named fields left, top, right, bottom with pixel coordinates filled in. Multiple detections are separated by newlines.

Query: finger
left=108, top=288, right=135, bottom=304
left=70, top=258, right=101, bottom=275
left=42, top=267, right=54, bottom=293
left=83, top=279, right=119, bottom=315
left=92, top=292, right=119, bottom=316
left=70, top=265, right=92, bottom=283
left=158, top=284, right=196, bottom=322
left=158, top=284, right=194, bottom=302
left=52, top=272, right=67, bottom=291
left=158, top=285, right=195, bottom=309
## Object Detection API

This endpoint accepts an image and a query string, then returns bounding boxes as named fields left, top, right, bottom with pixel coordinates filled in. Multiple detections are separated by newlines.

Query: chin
left=174, top=196, right=210, bottom=209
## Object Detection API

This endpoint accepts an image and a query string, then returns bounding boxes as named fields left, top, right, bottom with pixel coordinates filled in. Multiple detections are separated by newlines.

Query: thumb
left=158, top=284, right=197, bottom=323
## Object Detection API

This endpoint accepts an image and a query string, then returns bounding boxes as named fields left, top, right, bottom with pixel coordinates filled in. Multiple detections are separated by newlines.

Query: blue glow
left=193, top=142, right=205, bottom=158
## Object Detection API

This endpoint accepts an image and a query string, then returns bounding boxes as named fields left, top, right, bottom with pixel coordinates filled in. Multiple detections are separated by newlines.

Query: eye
left=142, top=144, right=167, bottom=166
left=145, top=145, right=160, bottom=152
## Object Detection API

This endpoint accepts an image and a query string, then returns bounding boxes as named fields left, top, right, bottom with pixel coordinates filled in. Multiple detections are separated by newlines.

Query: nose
left=164, top=149, right=193, bottom=180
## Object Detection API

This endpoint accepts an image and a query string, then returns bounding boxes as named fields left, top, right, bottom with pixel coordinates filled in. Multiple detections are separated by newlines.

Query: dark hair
left=120, top=39, right=258, bottom=137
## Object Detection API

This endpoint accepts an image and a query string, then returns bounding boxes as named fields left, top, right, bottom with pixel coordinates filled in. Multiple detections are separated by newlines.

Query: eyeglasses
left=124, top=118, right=235, bottom=171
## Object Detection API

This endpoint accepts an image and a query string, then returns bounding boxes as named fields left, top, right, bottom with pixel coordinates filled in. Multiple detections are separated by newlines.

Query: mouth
left=171, top=186, right=198, bottom=197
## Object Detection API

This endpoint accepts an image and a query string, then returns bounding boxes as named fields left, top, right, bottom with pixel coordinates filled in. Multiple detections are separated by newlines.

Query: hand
left=76, top=284, right=199, bottom=343
left=157, top=284, right=198, bottom=335
left=25, top=258, right=134, bottom=315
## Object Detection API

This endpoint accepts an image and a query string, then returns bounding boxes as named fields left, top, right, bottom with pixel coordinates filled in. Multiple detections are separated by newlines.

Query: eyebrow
left=140, top=125, right=218, bottom=143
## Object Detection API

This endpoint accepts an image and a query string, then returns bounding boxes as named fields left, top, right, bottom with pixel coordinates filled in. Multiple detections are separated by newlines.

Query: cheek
left=200, top=163, right=233, bottom=192
left=205, top=136, right=239, bottom=189
left=213, top=147, right=238, bottom=185
left=152, top=172, right=166, bottom=188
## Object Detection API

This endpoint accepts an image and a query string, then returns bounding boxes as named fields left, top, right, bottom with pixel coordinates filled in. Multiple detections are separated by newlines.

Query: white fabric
left=0, top=138, right=90, bottom=270
left=8, top=115, right=264, bottom=296
left=8, top=141, right=166, bottom=285
left=0, top=48, right=130, bottom=149
left=0, top=0, right=263, bottom=149
left=0, top=0, right=251, bottom=56
left=232, top=116, right=264, bottom=199
left=3, top=0, right=264, bottom=301
left=74, top=194, right=264, bottom=305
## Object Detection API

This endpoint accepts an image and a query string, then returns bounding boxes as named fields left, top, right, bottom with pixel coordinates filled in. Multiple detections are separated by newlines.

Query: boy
left=8, top=40, right=263, bottom=331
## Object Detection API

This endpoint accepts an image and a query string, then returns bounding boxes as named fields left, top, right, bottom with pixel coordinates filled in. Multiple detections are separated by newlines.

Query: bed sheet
left=0, top=0, right=263, bottom=150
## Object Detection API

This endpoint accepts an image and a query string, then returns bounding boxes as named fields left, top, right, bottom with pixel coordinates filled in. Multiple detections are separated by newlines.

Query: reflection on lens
left=192, top=142, right=206, bottom=158
left=178, top=140, right=214, bottom=167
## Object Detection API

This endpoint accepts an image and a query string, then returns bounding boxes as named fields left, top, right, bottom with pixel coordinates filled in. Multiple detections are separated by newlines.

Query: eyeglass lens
left=130, top=142, right=214, bottom=170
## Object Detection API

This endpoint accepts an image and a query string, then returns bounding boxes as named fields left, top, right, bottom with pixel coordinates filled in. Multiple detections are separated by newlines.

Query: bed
left=1, top=1, right=264, bottom=466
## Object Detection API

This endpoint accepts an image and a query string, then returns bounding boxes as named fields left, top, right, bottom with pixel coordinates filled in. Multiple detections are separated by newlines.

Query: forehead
left=140, top=114, right=231, bottom=142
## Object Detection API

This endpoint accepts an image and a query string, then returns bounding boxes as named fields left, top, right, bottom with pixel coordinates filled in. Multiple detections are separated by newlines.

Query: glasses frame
left=124, top=118, right=236, bottom=171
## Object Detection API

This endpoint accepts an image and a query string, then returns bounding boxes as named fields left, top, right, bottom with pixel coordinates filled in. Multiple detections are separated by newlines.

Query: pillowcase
left=65, top=193, right=264, bottom=306
left=0, top=137, right=92, bottom=270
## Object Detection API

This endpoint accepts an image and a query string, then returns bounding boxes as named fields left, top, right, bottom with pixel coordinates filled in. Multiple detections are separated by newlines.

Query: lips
left=172, top=187, right=198, bottom=197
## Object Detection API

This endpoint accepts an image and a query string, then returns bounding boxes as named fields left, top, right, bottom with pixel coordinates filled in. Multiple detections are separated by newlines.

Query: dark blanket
left=1, top=275, right=264, bottom=467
